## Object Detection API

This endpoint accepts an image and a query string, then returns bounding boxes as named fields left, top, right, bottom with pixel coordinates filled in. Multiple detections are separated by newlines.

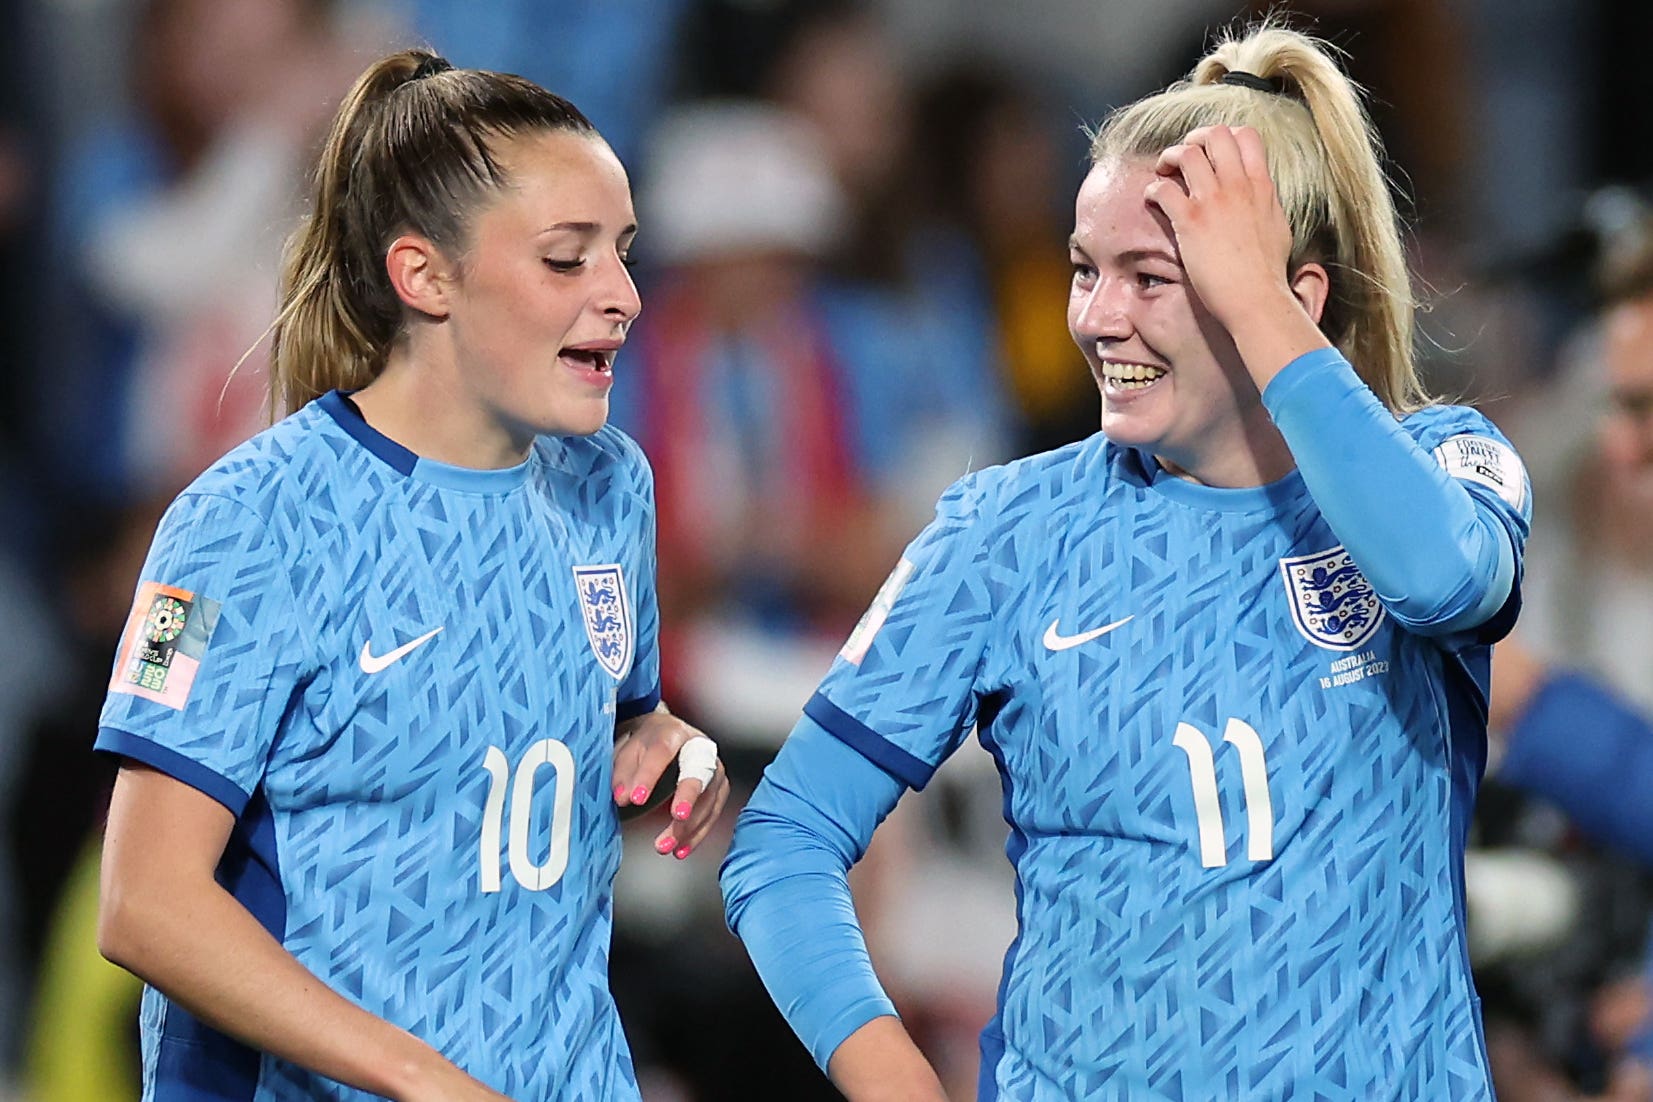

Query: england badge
left=573, top=564, right=633, bottom=680
left=1279, top=545, right=1386, bottom=651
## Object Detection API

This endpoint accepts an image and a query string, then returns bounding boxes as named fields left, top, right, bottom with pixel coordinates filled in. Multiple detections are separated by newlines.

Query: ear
left=385, top=234, right=454, bottom=319
left=1288, top=260, right=1331, bottom=327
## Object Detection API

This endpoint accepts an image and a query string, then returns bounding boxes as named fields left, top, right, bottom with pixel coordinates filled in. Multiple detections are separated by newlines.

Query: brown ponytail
left=1090, top=20, right=1427, bottom=413
left=267, top=48, right=595, bottom=416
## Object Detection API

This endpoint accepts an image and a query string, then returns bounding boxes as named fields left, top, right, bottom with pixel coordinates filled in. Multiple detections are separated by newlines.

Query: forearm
left=828, top=1015, right=949, bottom=1102
left=720, top=720, right=915, bottom=1070
left=98, top=766, right=495, bottom=1102
left=99, top=871, right=449, bottom=1100
left=1263, top=349, right=1515, bottom=633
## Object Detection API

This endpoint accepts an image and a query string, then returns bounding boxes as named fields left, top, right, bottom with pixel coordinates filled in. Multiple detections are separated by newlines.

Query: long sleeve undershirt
left=721, top=348, right=1525, bottom=1068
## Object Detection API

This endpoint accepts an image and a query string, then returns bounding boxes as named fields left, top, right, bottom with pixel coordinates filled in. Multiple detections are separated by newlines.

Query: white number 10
left=1171, top=718, right=1274, bottom=868
left=479, top=740, right=575, bottom=892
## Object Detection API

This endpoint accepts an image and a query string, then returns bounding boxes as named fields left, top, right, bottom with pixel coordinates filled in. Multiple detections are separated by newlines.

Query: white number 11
left=1171, top=718, right=1274, bottom=868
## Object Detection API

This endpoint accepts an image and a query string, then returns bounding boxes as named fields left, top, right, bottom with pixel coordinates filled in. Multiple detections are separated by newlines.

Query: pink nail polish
left=674, top=845, right=691, bottom=860
left=655, top=836, right=675, bottom=854
left=672, top=801, right=691, bottom=820
left=631, top=786, right=649, bottom=804
left=614, top=784, right=627, bottom=802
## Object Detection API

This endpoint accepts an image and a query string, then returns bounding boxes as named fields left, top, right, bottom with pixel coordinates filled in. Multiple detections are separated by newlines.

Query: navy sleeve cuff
left=617, top=685, right=663, bottom=723
left=802, top=693, right=936, bottom=791
left=95, top=727, right=251, bottom=816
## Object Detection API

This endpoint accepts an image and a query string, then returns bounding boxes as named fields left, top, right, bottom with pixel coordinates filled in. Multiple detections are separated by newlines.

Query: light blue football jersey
left=806, top=405, right=1528, bottom=1101
left=97, top=391, right=660, bottom=1102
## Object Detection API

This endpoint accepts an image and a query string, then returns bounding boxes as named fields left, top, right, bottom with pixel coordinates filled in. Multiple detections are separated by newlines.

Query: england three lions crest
left=1280, top=546, right=1386, bottom=651
left=573, top=564, right=633, bottom=680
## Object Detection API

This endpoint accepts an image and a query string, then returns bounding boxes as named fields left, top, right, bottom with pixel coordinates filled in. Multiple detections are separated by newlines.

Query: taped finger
left=676, top=735, right=719, bottom=788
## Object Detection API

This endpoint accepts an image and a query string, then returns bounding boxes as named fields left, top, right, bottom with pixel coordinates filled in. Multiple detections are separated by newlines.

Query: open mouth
left=1101, top=361, right=1167, bottom=390
left=561, top=348, right=614, bottom=373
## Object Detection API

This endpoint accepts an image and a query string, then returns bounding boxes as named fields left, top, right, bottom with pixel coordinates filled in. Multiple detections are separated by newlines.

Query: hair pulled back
left=1090, top=21, right=1425, bottom=412
left=269, top=49, right=595, bottom=414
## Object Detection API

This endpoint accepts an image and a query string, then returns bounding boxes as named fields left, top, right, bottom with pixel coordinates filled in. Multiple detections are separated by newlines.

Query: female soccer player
left=721, top=22, right=1529, bottom=1102
left=94, top=50, right=727, bottom=1101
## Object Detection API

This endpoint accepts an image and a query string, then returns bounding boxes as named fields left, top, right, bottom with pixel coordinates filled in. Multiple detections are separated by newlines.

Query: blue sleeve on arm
left=1262, top=348, right=1516, bottom=635
left=719, top=717, right=909, bottom=1071
left=1499, top=673, right=1653, bottom=867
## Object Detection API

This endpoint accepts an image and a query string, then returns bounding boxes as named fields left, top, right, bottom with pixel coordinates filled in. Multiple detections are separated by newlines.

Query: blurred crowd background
left=3, top=0, right=1653, bottom=1099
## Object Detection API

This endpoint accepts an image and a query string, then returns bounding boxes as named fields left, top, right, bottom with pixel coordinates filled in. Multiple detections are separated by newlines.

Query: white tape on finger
left=677, top=735, right=719, bottom=788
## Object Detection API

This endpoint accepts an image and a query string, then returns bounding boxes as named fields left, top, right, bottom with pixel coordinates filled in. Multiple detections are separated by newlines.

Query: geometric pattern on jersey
left=809, top=404, right=1529, bottom=1101
left=98, top=391, right=660, bottom=1101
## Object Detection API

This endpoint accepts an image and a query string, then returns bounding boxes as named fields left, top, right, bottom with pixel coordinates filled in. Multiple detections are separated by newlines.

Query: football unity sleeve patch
left=1432, top=434, right=1529, bottom=512
left=109, top=581, right=222, bottom=710
left=839, top=557, right=916, bottom=665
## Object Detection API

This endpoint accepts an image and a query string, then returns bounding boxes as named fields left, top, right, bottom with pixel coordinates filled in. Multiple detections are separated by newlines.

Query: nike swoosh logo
left=1043, top=616, right=1134, bottom=652
left=359, top=627, right=444, bottom=674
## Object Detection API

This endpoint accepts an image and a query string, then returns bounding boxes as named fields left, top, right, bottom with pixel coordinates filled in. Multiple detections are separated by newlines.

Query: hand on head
left=1144, top=125, right=1308, bottom=335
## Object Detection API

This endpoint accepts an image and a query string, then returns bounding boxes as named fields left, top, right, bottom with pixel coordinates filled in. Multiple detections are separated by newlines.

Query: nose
left=602, top=255, right=642, bottom=324
left=1070, top=273, right=1131, bottom=344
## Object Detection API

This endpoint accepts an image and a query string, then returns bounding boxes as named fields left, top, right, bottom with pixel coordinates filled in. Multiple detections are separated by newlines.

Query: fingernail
left=672, top=801, right=691, bottom=820
left=614, top=784, right=627, bottom=802
left=674, top=845, right=691, bottom=860
left=631, top=786, right=649, bottom=804
left=655, top=836, right=675, bottom=854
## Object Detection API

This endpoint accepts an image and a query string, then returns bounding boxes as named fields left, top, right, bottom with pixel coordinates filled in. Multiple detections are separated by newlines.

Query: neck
left=350, top=344, right=531, bottom=470
left=1155, top=413, right=1296, bottom=489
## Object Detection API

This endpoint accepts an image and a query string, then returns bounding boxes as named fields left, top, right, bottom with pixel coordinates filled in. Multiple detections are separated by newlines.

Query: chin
left=556, top=399, right=611, bottom=438
left=1098, top=408, right=1168, bottom=451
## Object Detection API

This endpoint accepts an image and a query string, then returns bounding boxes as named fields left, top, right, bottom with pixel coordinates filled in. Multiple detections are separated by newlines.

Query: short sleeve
left=805, top=474, right=998, bottom=790
left=96, top=492, right=312, bottom=815
left=616, top=439, right=661, bottom=721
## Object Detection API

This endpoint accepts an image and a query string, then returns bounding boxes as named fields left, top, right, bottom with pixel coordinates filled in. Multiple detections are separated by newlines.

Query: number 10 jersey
left=97, top=392, right=660, bottom=1101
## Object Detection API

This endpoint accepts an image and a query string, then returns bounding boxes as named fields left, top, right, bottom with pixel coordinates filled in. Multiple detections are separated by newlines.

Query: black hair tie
left=1219, top=70, right=1282, bottom=95
left=411, top=54, right=454, bottom=81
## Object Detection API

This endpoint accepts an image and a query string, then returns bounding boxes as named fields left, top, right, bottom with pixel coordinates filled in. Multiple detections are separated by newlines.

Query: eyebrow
left=1064, top=239, right=1170, bottom=264
left=537, top=221, right=639, bottom=237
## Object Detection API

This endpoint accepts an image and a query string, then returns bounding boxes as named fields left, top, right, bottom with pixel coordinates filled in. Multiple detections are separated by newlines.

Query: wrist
left=829, top=1016, right=948, bottom=1102
left=376, top=1031, right=450, bottom=1102
left=1225, top=295, right=1331, bottom=393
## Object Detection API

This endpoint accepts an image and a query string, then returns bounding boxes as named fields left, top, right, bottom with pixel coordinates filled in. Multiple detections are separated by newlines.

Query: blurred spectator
left=912, top=60, right=1096, bottom=452
left=1480, top=212, right=1653, bottom=1100
left=620, top=99, right=1005, bottom=726
left=401, top=0, right=689, bottom=167
left=41, top=0, right=374, bottom=508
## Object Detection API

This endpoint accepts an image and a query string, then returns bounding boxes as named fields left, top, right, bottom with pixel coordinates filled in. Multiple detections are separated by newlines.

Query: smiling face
left=1067, top=157, right=1284, bottom=485
left=440, top=129, right=641, bottom=446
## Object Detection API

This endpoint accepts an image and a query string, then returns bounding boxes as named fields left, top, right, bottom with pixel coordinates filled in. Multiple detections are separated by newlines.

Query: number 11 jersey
left=806, top=405, right=1529, bottom=1101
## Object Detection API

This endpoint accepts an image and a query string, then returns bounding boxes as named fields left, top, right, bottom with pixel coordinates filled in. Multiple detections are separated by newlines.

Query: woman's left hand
left=612, top=707, right=729, bottom=860
left=1145, top=124, right=1331, bottom=386
left=1145, top=125, right=1297, bottom=328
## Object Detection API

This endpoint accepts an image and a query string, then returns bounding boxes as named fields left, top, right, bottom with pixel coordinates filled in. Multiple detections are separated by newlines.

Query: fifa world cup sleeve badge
left=109, top=581, right=222, bottom=710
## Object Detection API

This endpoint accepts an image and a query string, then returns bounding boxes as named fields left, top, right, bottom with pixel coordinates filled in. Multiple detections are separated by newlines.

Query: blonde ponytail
left=1091, top=19, right=1427, bottom=413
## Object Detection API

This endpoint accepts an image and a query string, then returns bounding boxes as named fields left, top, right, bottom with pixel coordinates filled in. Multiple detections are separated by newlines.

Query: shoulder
left=1402, top=402, right=1530, bottom=515
left=1397, top=402, right=1516, bottom=451
left=164, top=404, right=376, bottom=557
left=941, top=434, right=1109, bottom=521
